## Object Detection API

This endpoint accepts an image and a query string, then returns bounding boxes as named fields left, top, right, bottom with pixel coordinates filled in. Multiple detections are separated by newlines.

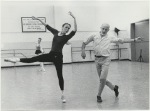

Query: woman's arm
left=40, top=47, right=44, bottom=53
left=68, top=12, right=77, bottom=32
left=32, top=16, right=58, bottom=35
left=32, top=16, right=47, bottom=26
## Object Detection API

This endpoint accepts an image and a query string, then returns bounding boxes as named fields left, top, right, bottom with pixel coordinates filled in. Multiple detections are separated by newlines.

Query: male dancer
left=81, top=23, right=143, bottom=102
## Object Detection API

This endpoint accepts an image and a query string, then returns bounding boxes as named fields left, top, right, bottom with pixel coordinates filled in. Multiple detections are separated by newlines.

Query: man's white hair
left=101, top=23, right=110, bottom=29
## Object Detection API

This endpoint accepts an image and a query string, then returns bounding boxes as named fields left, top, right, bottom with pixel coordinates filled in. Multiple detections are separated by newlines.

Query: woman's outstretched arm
left=32, top=16, right=47, bottom=26
left=68, top=12, right=77, bottom=32
left=32, top=16, right=58, bottom=35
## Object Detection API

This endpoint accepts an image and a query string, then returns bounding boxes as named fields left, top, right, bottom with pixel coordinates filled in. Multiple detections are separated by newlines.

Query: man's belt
left=95, top=55, right=105, bottom=58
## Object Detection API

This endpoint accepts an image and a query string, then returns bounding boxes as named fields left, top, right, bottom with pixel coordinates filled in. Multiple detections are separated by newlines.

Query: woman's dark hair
left=38, top=38, right=42, bottom=40
left=62, top=23, right=71, bottom=27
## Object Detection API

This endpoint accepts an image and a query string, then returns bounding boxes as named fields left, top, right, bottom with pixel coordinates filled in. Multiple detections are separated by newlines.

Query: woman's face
left=38, top=39, right=41, bottom=43
left=62, top=24, right=71, bottom=34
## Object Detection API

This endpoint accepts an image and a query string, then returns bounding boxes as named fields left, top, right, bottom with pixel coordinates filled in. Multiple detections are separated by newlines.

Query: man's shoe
left=114, top=85, right=119, bottom=97
left=61, top=95, right=66, bottom=103
left=97, top=96, right=102, bottom=102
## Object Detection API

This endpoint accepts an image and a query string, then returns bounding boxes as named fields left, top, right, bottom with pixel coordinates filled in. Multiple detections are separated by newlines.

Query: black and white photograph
left=1, top=0, right=149, bottom=110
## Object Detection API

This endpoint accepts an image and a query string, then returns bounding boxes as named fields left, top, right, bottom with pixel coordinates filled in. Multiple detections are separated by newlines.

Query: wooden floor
left=1, top=61, right=149, bottom=110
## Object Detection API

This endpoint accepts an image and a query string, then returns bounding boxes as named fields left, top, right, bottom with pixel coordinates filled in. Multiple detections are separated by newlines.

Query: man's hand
left=135, top=37, right=144, bottom=42
left=118, top=39, right=124, bottom=44
left=81, top=51, right=86, bottom=59
left=68, top=11, right=75, bottom=19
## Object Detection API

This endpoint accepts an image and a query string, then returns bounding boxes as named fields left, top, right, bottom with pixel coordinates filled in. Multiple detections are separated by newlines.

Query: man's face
left=100, top=27, right=109, bottom=36
left=62, top=24, right=71, bottom=34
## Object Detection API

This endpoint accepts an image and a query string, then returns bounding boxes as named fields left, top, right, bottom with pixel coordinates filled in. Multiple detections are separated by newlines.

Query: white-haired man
left=81, top=23, right=143, bottom=102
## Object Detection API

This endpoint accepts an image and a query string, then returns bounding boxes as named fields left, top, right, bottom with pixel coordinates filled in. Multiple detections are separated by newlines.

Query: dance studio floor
left=1, top=61, right=149, bottom=110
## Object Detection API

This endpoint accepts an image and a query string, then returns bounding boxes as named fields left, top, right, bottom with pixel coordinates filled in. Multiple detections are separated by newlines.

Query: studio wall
left=1, top=1, right=149, bottom=65
left=1, top=1, right=149, bottom=43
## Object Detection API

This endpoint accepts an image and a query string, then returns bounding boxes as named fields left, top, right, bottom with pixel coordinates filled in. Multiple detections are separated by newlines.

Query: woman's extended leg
left=5, top=53, right=54, bottom=63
